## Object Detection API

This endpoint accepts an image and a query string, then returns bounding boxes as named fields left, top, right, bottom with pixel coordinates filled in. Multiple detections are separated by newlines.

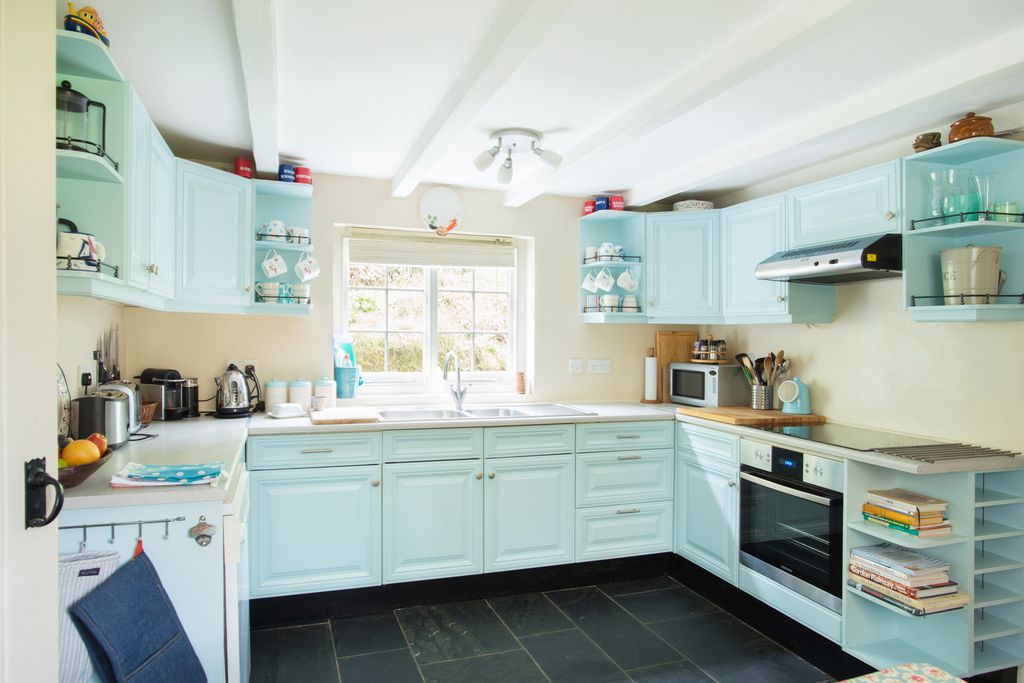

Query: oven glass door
left=671, top=369, right=706, bottom=402
left=740, top=469, right=842, bottom=599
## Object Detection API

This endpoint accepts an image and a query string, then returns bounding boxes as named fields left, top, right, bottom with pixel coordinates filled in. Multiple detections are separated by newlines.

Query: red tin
left=234, top=157, right=253, bottom=178
left=294, top=166, right=312, bottom=184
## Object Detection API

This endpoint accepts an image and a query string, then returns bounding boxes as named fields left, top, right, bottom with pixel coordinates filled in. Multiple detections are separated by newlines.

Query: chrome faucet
left=442, top=351, right=467, bottom=411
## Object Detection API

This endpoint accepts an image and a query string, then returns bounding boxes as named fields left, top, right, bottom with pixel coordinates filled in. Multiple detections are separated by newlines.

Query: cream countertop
left=62, top=417, right=249, bottom=510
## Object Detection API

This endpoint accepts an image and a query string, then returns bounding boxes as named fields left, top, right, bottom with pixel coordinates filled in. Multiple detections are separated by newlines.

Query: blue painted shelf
left=906, top=137, right=1024, bottom=165
left=255, top=240, right=313, bottom=252
left=847, top=520, right=969, bottom=548
left=56, top=30, right=122, bottom=81
left=253, top=179, right=314, bottom=198
left=57, top=149, right=123, bottom=184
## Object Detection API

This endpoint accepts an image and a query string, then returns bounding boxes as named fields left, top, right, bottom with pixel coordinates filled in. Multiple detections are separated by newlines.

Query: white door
left=0, top=2, right=60, bottom=679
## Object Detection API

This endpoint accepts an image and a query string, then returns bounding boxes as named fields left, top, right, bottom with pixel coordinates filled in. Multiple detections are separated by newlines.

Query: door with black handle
left=25, top=458, right=64, bottom=528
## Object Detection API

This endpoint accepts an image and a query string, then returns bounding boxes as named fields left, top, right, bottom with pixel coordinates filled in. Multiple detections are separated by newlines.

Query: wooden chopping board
left=309, top=407, right=381, bottom=425
left=654, top=331, right=697, bottom=403
left=677, top=406, right=826, bottom=427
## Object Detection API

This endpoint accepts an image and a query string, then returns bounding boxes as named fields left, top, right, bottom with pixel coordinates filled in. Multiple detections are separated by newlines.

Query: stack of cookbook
left=862, top=488, right=952, bottom=538
left=848, top=543, right=969, bottom=616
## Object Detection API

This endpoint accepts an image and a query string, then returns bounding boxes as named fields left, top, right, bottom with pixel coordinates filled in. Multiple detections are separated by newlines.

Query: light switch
left=588, top=359, right=612, bottom=374
left=568, top=359, right=585, bottom=374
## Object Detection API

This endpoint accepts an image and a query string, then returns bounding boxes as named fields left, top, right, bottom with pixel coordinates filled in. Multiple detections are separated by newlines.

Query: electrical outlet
left=77, top=362, right=95, bottom=391
left=568, top=358, right=585, bottom=374
left=226, top=359, right=257, bottom=375
left=588, top=359, right=612, bottom=374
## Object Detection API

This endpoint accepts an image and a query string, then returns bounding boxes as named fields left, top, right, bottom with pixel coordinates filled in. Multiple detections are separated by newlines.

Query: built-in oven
left=739, top=438, right=844, bottom=613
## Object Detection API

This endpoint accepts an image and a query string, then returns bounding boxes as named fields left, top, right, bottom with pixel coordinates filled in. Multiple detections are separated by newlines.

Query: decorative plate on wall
left=420, top=187, right=463, bottom=236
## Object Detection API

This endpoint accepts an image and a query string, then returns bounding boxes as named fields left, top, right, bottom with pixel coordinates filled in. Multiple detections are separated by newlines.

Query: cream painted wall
left=124, top=174, right=688, bottom=403
left=707, top=102, right=1024, bottom=450
left=57, top=296, right=125, bottom=398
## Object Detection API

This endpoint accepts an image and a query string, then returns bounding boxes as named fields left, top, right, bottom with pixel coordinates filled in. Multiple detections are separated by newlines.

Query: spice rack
left=689, top=337, right=730, bottom=363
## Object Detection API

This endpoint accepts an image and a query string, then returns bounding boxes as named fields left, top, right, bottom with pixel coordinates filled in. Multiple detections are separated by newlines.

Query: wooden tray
left=309, top=408, right=381, bottom=425
left=677, top=405, right=826, bottom=427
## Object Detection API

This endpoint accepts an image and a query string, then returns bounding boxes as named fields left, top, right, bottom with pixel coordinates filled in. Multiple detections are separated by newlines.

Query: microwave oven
left=668, top=362, right=748, bottom=407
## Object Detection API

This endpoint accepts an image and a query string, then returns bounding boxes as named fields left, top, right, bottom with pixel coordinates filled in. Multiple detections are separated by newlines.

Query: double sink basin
left=377, top=403, right=594, bottom=422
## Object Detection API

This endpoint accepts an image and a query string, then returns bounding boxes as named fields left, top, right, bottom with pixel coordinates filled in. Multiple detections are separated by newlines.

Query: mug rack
left=909, top=211, right=1024, bottom=230
left=61, top=516, right=186, bottom=551
left=255, top=233, right=310, bottom=245
left=56, top=256, right=119, bottom=278
left=910, top=293, right=1024, bottom=306
left=582, top=254, right=641, bottom=265
left=582, top=305, right=642, bottom=313
left=255, top=294, right=311, bottom=305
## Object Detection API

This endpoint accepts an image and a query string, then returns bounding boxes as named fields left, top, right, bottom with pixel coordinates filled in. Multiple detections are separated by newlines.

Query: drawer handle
left=617, top=454, right=642, bottom=461
left=616, top=434, right=641, bottom=440
left=371, top=479, right=380, bottom=487
left=475, top=472, right=483, bottom=480
left=300, top=448, right=334, bottom=454
left=616, top=508, right=641, bottom=515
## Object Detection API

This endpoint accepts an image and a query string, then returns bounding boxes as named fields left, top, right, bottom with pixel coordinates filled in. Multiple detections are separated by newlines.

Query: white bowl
left=673, top=200, right=714, bottom=211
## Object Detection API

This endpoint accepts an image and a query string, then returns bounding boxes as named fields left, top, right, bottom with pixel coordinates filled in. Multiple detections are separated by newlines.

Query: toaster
left=98, top=380, right=142, bottom=434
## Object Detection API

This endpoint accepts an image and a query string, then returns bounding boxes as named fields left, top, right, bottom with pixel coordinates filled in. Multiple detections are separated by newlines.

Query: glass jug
left=930, top=169, right=978, bottom=224
left=55, top=80, right=116, bottom=169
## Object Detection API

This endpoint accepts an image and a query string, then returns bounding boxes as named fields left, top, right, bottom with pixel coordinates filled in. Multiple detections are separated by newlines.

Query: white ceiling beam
left=390, top=0, right=573, bottom=198
left=231, top=0, right=279, bottom=173
left=502, top=0, right=881, bottom=207
left=626, top=25, right=1024, bottom=206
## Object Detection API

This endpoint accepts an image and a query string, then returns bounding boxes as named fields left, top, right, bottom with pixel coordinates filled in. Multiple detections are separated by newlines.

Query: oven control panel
left=803, top=453, right=844, bottom=493
left=740, top=439, right=772, bottom=471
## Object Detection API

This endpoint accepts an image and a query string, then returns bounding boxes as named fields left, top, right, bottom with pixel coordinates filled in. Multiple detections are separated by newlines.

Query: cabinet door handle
left=244, top=285, right=252, bottom=293
left=885, top=211, right=896, bottom=221
left=776, top=295, right=786, bottom=303
left=617, top=454, right=642, bottom=460
left=487, top=472, right=495, bottom=479
left=616, top=434, right=641, bottom=440
left=616, top=508, right=641, bottom=515
left=147, top=263, right=158, bottom=274
left=728, top=480, right=736, bottom=487
left=371, top=479, right=380, bottom=487
left=300, top=448, right=333, bottom=454
left=475, top=472, right=483, bottom=480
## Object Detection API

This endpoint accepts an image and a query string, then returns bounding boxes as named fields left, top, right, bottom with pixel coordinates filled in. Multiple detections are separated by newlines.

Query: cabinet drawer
left=247, top=433, right=382, bottom=470
left=576, top=449, right=674, bottom=507
left=575, top=421, right=674, bottom=453
left=676, top=422, right=738, bottom=465
left=575, top=501, right=673, bottom=562
left=384, top=428, right=483, bottom=462
left=484, top=424, right=574, bottom=458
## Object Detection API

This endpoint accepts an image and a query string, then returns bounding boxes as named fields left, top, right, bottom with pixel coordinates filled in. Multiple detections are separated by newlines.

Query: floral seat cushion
left=841, top=662, right=965, bottom=683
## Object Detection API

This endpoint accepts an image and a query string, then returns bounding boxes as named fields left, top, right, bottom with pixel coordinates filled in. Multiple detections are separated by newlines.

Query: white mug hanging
left=594, top=267, right=615, bottom=292
left=581, top=271, right=598, bottom=293
left=261, top=249, right=287, bottom=278
left=294, top=250, right=320, bottom=282
left=617, top=268, right=638, bottom=292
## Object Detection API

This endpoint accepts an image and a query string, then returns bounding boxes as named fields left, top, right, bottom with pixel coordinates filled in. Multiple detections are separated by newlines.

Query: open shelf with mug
left=903, top=137, right=1024, bottom=322
left=578, top=210, right=647, bottom=323
left=252, top=172, right=314, bottom=313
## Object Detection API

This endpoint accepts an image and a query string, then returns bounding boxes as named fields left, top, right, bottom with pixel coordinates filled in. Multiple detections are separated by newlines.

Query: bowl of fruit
left=58, top=433, right=112, bottom=488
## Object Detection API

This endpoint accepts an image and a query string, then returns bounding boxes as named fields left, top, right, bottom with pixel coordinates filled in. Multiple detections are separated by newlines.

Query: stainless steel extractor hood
left=754, top=233, right=902, bottom=284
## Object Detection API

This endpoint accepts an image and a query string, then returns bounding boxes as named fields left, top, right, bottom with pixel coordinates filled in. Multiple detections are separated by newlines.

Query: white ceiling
left=62, top=0, right=1024, bottom=206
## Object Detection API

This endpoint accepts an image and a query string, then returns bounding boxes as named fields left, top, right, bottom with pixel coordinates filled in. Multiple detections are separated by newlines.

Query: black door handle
left=25, top=458, right=64, bottom=528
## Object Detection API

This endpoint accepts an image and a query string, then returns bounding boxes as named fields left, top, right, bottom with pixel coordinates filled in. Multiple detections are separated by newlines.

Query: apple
left=86, top=432, right=108, bottom=454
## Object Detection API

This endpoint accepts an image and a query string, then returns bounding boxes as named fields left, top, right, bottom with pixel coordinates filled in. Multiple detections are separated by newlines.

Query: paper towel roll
left=644, top=355, right=658, bottom=401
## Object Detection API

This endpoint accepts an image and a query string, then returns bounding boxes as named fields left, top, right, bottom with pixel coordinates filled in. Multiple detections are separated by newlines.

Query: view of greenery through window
left=347, top=264, right=512, bottom=379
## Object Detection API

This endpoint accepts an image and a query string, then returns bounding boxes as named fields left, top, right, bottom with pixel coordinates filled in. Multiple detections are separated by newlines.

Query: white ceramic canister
left=288, top=379, right=312, bottom=412
left=313, top=377, right=337, bottom=410
left=265, top=379, right=288, bottom=411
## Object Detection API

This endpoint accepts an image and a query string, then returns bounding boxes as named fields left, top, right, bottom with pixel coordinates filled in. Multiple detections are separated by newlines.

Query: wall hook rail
left=62, top=516, right=187, bottom=545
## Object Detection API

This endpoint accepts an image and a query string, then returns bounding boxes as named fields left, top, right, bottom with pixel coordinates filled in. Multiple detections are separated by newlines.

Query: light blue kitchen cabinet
left=146, top=125, right=175, bottom=297
left=383, top=459, right=483, bottom=583
left=675, top=449, right=738, bottom=585
left=575, top=421, right=675, bottom=453
left=787, top=160, right=901, bottom=247
left=575, top=449, right=674, bottom=508
left=175, top=159, right=253, bottom=306
left=646, top=211, right=720, bottom=319
left=484, top=454, right=573, bottom=572
left=575, top=501, right=673, bottom=562
left=248, top=465, right=381, bottom=598
left=126, top=89, right=151, bottom=291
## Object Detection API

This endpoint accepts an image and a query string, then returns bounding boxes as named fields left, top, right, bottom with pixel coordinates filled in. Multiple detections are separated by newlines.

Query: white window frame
left=335, top=229, right=525, bottom=396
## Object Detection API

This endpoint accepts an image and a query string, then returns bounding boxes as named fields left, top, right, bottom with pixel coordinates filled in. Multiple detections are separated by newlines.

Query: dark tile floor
left=249, top=575, right=832, bottom=683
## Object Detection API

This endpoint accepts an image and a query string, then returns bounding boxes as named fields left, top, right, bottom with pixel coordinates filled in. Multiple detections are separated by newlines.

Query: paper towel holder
left=641, top=347, right=660, bottom=404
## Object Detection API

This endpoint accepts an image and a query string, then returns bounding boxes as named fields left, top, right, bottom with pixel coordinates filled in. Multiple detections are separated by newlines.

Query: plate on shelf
left=420, top=187, right=463, bottom=236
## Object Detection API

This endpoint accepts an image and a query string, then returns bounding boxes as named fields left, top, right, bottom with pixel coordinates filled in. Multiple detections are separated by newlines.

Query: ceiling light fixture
left=472, top=128, right=561, bottom=185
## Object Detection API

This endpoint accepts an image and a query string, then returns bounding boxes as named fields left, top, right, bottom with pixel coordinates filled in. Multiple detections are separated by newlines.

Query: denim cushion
left=69, top=552, right=206, bottom=682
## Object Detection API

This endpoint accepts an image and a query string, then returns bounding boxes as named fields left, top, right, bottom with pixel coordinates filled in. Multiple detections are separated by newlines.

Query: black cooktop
left=753, top=422, right=944, bottom=452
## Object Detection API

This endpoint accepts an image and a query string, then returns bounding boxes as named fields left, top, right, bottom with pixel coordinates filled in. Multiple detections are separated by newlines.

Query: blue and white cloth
left=111, top=462, right=224, bottom=487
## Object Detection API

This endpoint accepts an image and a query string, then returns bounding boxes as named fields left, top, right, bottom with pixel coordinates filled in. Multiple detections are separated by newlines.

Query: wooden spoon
left=763, top=356, right=775, bottom=385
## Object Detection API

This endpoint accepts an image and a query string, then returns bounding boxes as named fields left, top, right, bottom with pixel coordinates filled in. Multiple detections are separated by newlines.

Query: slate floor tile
left=613, top=587, right=719, bottom=623
left=545, top=588, right=680, bottom=670
left=487, top=592, right=574, bottom=636
left=330, top=612, right=408, bottom=657
left=520, top=628, right=629, bottom=683
left=597, top=575, right=680, bottom=597
left=336, top=648, right=421, bottom=683
left=396, top=599, right=519, bottom=665
left=626, top=659, right=715, bottom=682
left=650, top=611, right=827, bottom=683
left=420, top=649, right=546, bottom=683
left=249, top=624, right=340, bottom=683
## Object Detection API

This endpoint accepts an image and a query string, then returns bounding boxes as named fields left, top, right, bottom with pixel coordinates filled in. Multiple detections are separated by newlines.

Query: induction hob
left=753, top=422, right=944, bottom=452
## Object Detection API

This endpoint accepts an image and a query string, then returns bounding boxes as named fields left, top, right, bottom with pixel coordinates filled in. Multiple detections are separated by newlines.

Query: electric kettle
left=215, top=364, right=251, bottom=418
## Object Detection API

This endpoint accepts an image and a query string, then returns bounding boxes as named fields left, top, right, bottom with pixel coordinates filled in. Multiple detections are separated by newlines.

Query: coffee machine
left=138, top=368, right=187, bottom=421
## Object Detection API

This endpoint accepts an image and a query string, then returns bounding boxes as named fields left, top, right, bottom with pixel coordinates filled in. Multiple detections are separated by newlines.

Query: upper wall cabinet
left=721, top=196, right=835, bottom=324
left=646, top=211, right=720, bottom=320
left=174, top=160, right=253, bottom=307
left=787, top=160, right=901, bottom=247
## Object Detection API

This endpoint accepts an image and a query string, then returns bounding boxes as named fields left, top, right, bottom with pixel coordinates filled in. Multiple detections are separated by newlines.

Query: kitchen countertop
left=62, top=417, right=248, bottom=510
left=246, top=402, right=675, bottom=436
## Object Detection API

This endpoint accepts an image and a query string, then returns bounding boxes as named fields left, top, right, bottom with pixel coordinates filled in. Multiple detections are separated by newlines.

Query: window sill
left=328, top=392, right=534, bottom=408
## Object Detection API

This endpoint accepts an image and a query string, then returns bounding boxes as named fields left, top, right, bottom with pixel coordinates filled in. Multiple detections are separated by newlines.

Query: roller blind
left=346, top=228, right=516, bottom=268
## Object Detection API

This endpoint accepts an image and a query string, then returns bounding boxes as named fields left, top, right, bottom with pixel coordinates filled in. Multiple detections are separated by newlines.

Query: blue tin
left=278, top=164, right=296, bottom=182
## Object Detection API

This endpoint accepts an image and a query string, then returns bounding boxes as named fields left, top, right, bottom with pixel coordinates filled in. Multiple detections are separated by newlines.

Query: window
left=341, top=230, right=520, bottom=391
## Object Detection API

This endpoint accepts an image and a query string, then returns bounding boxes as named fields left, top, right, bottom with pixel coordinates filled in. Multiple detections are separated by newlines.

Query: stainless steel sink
left=463, top=407, right=530, bottom=418
left=378, top=409, right=470, bottom=421
left=515, top=404, right=595, bottom=417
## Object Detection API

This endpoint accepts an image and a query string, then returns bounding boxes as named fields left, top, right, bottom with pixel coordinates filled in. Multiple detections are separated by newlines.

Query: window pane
left=437, top=292, right=472, bottom=332
left=388, top=266, right=424, bottom=289
left=438, top=267, right=472, bottom=290
left=388, top=290, right=424, bottom=332
left=349, top=263, right=386, bottom=288
left=475, top=293, right=509, bottom=332
left=387, top=333, right=423, bottom=372
left=475, top=267, right=509, bottom=292
left=437, top=333, right=472, bottom=370
left=474, top=334, right=508, bottom=372
left=352, top=333, right=385, bottom=372
left=348, top=289, right=385, bottom=330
